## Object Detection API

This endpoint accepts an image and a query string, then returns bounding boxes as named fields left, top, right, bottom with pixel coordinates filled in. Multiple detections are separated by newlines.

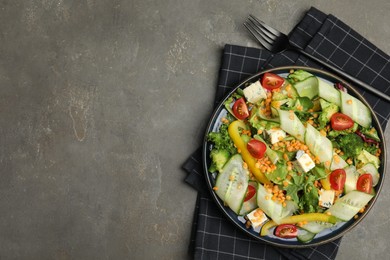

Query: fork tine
left=247, top=15, right=278, bottom=42
left=248, top=14, right=283, bottom=37
left=243, top=21, right=273, bottom=51
left=245, top=18, right=273, bottom=44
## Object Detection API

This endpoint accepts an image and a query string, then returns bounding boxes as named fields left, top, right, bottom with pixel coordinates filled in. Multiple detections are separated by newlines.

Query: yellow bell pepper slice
left=320, top=175, right=331, bottom=190
left=260, top=213, right=338, bottom=236
left=228, top=120, right=270, bottom=184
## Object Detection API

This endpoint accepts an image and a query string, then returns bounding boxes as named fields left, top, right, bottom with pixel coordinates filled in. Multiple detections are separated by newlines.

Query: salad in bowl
left=203, top=66, right=386, bottom=247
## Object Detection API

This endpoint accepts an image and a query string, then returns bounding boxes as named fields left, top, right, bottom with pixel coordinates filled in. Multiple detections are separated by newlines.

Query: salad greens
left=207, top=118, right=236, bottom=172
left=336, top=133, right=364, bottom=158
left=287, top=69, right=313, bottom=82
left=207, top=69, right=382, bottom=243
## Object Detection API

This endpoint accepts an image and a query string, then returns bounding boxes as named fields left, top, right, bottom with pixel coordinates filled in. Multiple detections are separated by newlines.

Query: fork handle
left=297, top=48, right=390, bottom=103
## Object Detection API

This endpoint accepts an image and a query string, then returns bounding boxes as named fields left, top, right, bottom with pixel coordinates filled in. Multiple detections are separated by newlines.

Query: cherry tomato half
left=244, top=185, right=256, bottom=202
left=356, top=174, right=373, bottom=194
left=261, top=72, right=285, bottom=90
left=247, top=139, right=267, bottom=159
left=330, top=113, right=354, bottom=130
left=329, top=169, right=346, bottom=191
left=274, top=224, right=298, bottom=239
left=232, top=98, right=249, bottom=120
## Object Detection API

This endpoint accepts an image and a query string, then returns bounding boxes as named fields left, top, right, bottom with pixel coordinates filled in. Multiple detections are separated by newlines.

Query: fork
left=244, top=14, right=390, bottom=103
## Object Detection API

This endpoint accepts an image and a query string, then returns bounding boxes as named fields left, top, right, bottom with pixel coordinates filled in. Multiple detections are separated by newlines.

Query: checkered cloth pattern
left=183, top=7, right=390, bottom=260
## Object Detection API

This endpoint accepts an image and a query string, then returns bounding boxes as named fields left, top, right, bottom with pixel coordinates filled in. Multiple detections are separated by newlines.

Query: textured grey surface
left=0, top=0, right=389, bottom=259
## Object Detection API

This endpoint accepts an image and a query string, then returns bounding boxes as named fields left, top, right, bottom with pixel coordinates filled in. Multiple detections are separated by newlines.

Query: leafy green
left=288, top=70, right=314, bottom=82
left=327, top=123, right=358, bottom=138
left=249, top=107, right=280, bottom=131
left=357, top=149, right=380, bottom=169
left=265, top=162, right=288, bottom=184
left=224, top=97, right=235, bottom=117
left=286, top=97, right=314, bottom=122
left=240, top=134, right=251, bottom=144
left=207, top=120, right=239, bottom=172
left=236, top=88, right=244, bottom=97
left=223, top=92, right=244, bottom=117
left=295, top=97, right=314, bottom=111
left=253, top=135, right=281, bottom=164
left=207, top=123, right=237, bottom=155
left=359, top=127, right=380, bottom=141
left=336, top=133, right=364, bottom=158
left=209, top=149, right=230, bottom=172
left=363, top=142, right=379, bottom=156
left=318, top=100, right=339, bottom=129
left=292, top=172, right=305, bottom=187
left=311, top=165, right=327, bottom=179
left=301, top=175, right=319, bottom=213
left=283, top=171, right=320, bottom=213
left=272, top=91, right=288, bottom=101
left=294, top=111, right=312, bottom=122
left=284, top=183, right=301, bottom=206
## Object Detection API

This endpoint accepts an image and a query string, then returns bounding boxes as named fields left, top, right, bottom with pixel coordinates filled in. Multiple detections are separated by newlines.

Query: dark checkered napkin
left=183, top=7, right=390, bottom=260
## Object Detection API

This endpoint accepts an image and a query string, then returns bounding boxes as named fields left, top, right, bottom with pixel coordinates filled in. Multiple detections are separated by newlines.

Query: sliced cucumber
left=357, top=149, right=380, bottom=169
left=340, top=91, right=372, bottom=128
left=357, top=163, right=379, bottom=186
left=297, top=229, right=316, bottom=243
left=253, top=135, right=280, bottom=165
left=215, top=166, right=236, bottom=201
left=214, top=154, right=250, bottom=214
left=318, top=79, right=341, bottom=106
left=256, top=184, right=282, bottom=222
left=271, top=99, right=289, bottom=109
left=272, top=82, right=299, bottom=101
left=327, top=190, right=374, bottom=221
left=293, top=76, right=319, bottom=99
left=285, top=83, right=299, bottom=99
left=256, top=184, right=298, bottom=224
left=305, top=124, right=333, bottom=163
left=239, top=181, right=258, bottom=216
left=330, top=153, right=348, bottom=171
left=257, top=106, right=280, bottom=122
left=301, top=221, right=334, bottom=234
left=344, top=166, right=358, bottom=193
left=326, top=203, right=358, bottom=222
left=278, top=109, right=306, bottom=142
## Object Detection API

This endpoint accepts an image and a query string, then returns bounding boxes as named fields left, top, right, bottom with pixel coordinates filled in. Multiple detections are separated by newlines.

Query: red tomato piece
left=329, top=169, right=346, bottom=191
left=232, top=98, right=249, bottom=120
left=261, top=72, right=285, bottom=90
left=330, top=113, right=354, bottom=130
left=244, top=184, right=256, bottom=202
left=274, top=224, right=298, bottom=239
left=247, top=139, right=267, bottom=159
left=356, top=174, right=373, bottom=194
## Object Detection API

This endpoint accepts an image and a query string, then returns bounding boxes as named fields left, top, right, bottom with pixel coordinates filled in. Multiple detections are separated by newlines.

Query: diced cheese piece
left=243, top=81, right=267, bottom=103
left=319, top=189, right=335, bottom=208
left=296, top=150, right=315, bottom=173
left=246, top=208, right=268, bottom=228
left=296, top=150, right=305, bottom=159
left=266, top=128, right=286, bottom=144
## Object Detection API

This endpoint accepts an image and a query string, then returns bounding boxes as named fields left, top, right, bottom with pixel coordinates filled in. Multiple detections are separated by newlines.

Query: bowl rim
left=202, top=65, right=387, bottom=248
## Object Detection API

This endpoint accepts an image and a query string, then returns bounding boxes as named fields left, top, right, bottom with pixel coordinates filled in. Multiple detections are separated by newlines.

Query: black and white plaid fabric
left=183, top=7, right=390, bottom=260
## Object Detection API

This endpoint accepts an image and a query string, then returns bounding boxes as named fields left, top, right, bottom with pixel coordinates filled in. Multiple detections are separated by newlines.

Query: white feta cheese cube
left=246, top=208, right=268, bottom=228
left=243, top=81, right=267, bottom=103
left=319, top=189, right=335, bottom=208
left=296, top=150, right=305, bottom=159
left=266, top=128, right=286, bottom=144
left=296, top=150, right=315, bottom=172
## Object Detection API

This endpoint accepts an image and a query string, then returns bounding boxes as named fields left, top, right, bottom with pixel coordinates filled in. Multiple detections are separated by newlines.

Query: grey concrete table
left=0, top=1, right=389, bottom=259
